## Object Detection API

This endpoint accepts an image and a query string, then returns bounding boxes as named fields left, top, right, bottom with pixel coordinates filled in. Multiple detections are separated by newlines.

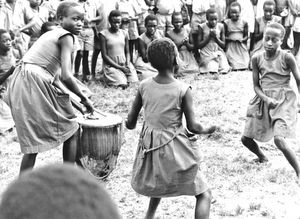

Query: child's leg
left=292, top=31, right=300, bottom=56
left=145, top=197, right=161, bottom=219
left=63, top=130, right=80, bottom=163
left=195, top=189, right=212, bottom=219
left=82, top=51, right=90, bottom=81
left=74, top=50, right=82, bottom=77
left=19, top=153, right=38, bottom=174
left=274, top=136, right=300, bottom=178
left=91, top=49, right=101, bottom=79
left=241, top=136, right=268, bottom=162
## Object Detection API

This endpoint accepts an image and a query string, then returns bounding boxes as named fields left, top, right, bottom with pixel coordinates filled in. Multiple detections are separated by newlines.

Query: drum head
left=77, top=111, right=123, bottom=128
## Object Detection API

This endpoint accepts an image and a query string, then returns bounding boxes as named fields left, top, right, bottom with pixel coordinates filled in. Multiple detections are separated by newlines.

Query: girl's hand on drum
left=81, top=98, right=94, bottom=113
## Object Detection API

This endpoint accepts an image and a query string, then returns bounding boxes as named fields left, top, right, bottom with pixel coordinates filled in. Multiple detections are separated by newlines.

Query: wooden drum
left=77, top=111, right=123, bottom=180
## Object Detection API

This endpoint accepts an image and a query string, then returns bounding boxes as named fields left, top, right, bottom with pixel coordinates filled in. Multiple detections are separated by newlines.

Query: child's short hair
left=147, top=38, right=178, bottom=70
left=229, top=2, right=241, bottom=11
left=263, top=0, right=276, bottom=8
left=265, top=22, right=286, bottom=39
left=0, top=164, right=121, bottom=219
left=206, top=8, right=218, bottom=20
left=56, top=1, right=80, bottom=19
left=0, top=29, right=7, bottom=39
left=108, top=10, right=122, bottom=23
left=144, top=14, right=158, bottom=26
left=171, top=12, right=182, bottom=23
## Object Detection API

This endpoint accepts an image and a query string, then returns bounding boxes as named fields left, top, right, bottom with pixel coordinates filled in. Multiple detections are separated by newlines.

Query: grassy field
left=1, top=71, right=300, bottom=218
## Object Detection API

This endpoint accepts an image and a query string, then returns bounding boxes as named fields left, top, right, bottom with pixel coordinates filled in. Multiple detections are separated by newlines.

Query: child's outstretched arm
left=182, top=88, right=216, bottom=134
left=286, top=52, right=300, bottom=93
left=126, top=90, right=143, bottom=129
left=252, top=55, right=278, bottom=107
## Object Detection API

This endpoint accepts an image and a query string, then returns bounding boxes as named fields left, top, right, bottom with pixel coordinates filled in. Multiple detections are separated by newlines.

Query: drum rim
left=80, top=122, right=123, bottom=128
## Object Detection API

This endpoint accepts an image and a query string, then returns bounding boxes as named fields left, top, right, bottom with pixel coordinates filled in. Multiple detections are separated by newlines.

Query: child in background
left=99, top=10, right=138, bottom=88
left=0, top=29, right=23, bottom=134
left=166, top=12, right=199, bottom=75
left=274, top=0, right=290, bottom=49
left=289, top=0, right=300, bottom=56
left=4, top=1, right=93, bottom=173
left=134, top=14, right=162, bottom=80
left=251, top=0, right=281, bottom=57
left=224, top=2, right=250, bottom=70
left=0, top=164, right=121, bottom=219
left=241, top=22, right=300, bottom=182
left=126, top=38, right=216, bottom=219
left=198, top=8, right=231, bottom=74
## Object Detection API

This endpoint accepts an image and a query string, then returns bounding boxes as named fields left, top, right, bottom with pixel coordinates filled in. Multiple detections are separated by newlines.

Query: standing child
left=4, top=1, right=94, bottom=173
left=289, top=0, right=300, bottom=56
left=250, top=0, right=281, bottom=56
left=0, top=29, right=23, bottom=134
left=166, top=12, right=199, bottom=75
left=134, top=14, right=162, bottom=80
left=224, top=2, right=250, bottom=70
left=126, top=38, right=216, bottom=219
left=99, top=10, right=138, bottom=88
left=198, top=8, right=231, bottom=74
left=241, top=22, right=300, bottom=182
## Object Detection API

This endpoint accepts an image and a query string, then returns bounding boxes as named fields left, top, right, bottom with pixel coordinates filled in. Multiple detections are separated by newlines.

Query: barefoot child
left=4, top=1, right=94, bottom=173
left=166, top=12, right=199, bottom=75
left=198, top=8, right=231, bottom=74
left=241, top=22, right=300, bottom=182
left=224, top=2, right=250, bottom=71
left=126, top=38, right=216, bottom=219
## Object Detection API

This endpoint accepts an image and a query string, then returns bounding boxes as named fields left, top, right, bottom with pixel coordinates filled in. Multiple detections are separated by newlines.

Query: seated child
left=0, top=164, right=121, bottom=219
left=198, top=8, right=231, bottom=74
left=134, top=14, right=163, bottom=80
left=224, top=2, right=250, bottom=70
left=166, top=12, right=199, bottom=75
left=250, top=0, right=281, bottom=57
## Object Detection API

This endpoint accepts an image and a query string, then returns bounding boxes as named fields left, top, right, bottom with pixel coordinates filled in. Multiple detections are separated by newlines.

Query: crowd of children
left=1, top=0, right=300, bottom=218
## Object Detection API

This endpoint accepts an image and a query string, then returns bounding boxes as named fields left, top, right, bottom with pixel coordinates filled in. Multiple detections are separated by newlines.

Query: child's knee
left=241, top=135, right=250, bottom=145
left=196, top=189, right=212, bottom=201
left=274, top=136, right=287, bottom=150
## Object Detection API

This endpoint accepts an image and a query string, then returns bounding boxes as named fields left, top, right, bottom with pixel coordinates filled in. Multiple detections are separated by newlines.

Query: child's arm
left=183, top=32, right=195, bottom=51
left=138, top=38, right=148, bottom=62
left=212, top=24, right=226, bottom=50
left=126, top=90, right=143, bottom=129
left=252, top=55, right=278, bottom=107
left=241, top=22, right=249, bottom=44
left=59, top=35, right=94, bottom=112
left=252, top=19, right=263, bottom=43
left=182, top=88, right=216, bottom=134
left=99, top=33, right=130, bottom=74
left=197, top=26, right=210, bottom=49
left=286, top=52, right=300, bottom=93
left=124, top=33, right=131, bottom=67
left=165, top=32, right=184, bottom=49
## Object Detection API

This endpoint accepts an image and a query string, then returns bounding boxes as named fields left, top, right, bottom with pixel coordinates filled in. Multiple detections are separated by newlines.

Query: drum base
left=80, top=155, right=118, bottom=180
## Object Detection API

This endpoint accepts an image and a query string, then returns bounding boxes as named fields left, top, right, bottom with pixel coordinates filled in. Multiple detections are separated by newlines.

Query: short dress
left=4, top=28, right=79, bottom=153
left=167, top=28, right=199, bottom=74
left=224, top=19, right=250, bottom=70
left=198, top=23, right=231, bottom=74
left=131, top=78, right=208, bottom=197
left=100, top=29, right=138, bottom=86
left=243, top=50, right=297, bottom=142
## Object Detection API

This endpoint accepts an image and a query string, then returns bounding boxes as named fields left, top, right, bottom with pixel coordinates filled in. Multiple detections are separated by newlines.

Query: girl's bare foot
left=253, top=157, right=268, bottom=163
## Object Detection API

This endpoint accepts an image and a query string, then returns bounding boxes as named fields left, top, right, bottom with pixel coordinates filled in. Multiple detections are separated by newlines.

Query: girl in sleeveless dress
left=198, top=8, right=231, bottom=74
left=99, top=10, right=138, bottom=88
left=4, top=1, right=94, bottom=173
left=166, top=12, right=199, bottom=75
left=224, top=2, right=250, bottom=70
left=134, top=14, right=162, bottom=80
left=241, top=22, right=300, bottom=183
left=126, top=38, right=216, bottom=219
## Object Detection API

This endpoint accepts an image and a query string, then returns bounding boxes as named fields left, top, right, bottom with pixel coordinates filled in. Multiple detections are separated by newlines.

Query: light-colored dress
left=0, top=51, right=15, bottom=134
left=243, top=50, right=297, bottom=141
left=167, top=28, right=199, bottom=74
left=4, top=28, right=79, bottom=153
left=224, top=19, right=250, bottom=70
left=134, top=31, right=163, bottom=80
left=198, top=23, right=231, bottom=74
left=131, top=78, right=208, bottom=197
left=100, top=29, right=138, bottom=86
left=251, top=16, right=282, bottom=57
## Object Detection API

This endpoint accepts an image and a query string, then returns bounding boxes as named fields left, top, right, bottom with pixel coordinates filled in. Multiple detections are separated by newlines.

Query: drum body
left=77, top=112, right=123, bottom=179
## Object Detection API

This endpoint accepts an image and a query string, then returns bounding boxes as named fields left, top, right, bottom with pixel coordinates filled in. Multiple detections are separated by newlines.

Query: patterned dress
left=243, top=50, right=297, bottom=141
left=131, top=78, right=208, bottom=197
left=224, top=18, right=250, bottom=70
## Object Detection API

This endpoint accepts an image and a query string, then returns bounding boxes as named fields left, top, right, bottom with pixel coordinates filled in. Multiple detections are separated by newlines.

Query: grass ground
left=1, top=71, right=300, bottom=218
